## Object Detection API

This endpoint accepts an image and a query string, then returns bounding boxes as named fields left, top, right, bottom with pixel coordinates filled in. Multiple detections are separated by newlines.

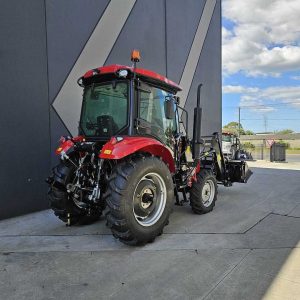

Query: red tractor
left=47, top=50, right=252, bottom=245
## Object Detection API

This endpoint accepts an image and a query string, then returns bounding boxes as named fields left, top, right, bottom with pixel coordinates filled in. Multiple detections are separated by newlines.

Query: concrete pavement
left=286, top=154, right=300, bottom=163
left=0, top=161, right=300, bottom=299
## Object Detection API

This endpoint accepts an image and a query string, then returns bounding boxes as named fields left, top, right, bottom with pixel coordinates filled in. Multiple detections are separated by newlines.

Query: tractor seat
left=96, top=115, right=119, bottom=137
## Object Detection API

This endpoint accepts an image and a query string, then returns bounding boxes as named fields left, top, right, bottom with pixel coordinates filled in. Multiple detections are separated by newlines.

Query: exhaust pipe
left=192, top=84, right=203, bottom=160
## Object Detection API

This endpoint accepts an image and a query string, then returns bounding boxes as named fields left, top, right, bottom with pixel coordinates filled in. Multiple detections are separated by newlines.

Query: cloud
left=240, top=95, right=276, bottom=113
left=222, top=0, right=300, bottom=77
left=222, top=85, right=259, bottom=94
left=262, top=86, right=300, bottom=108
left=222, top=27, right=233, bottom=41
left=291, top=76, right=300, bottom=80
left=223, top=85, right=300, bottom=112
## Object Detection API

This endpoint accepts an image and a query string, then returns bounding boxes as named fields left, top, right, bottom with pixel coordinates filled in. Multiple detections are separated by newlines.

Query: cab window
left=138, top=84, right=177, bottom=146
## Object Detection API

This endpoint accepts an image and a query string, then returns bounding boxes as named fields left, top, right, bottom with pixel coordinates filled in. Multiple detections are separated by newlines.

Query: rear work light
left=117, top=69, right=128, bottom=78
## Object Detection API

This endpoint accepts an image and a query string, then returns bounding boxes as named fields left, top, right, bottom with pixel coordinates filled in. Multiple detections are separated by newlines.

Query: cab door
left=136, top=83, right=178, bottom=149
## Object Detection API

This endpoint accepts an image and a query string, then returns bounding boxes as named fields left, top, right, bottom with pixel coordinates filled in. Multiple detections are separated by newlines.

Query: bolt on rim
left=133, top=172, right=167, bottom=227
left=202, top=179, right=215, bottom=207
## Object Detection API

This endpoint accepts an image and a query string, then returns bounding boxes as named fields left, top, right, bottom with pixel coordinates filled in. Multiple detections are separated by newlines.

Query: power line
left=242, top=118, right=300, bottom=121
left=223, top=101, right=300, bottom=109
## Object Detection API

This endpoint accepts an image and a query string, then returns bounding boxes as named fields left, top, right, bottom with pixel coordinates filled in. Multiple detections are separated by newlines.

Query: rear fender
left=55, top=136, right=85, bottom=155
left=99, top=137, right=175, bottom=173
left=55, top=140, right=74, bottom=155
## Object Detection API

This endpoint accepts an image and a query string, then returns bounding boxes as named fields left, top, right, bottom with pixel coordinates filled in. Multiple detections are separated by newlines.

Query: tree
left=277, top=140, right=290, bottom=149
left=242, top=142, right=255, bottom=149
left=224, top=121, right=242, bottom=129
left=223, top=121, right=245, bottom=135
left=275, top=129, right=294, bottom=135
left=244, top=130, right=254, bottom=135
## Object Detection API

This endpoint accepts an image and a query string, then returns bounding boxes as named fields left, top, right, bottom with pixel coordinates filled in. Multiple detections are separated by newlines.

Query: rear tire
left=190, top=169, right=218, bottom=214
left=48, top=161, right=103, bottom=225
left=105, top=155, right=174, bottom=245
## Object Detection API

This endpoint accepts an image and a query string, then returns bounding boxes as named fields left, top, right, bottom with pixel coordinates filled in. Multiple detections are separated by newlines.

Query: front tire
left=190, top=169, right=218, bottom=214
left=105, top=155, right=174, bottom=245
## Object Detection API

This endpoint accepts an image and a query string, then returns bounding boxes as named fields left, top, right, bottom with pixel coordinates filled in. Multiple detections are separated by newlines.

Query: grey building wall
left=0, top=0, right=50, bottom=220
left=0, top=0, right=221, bottom=220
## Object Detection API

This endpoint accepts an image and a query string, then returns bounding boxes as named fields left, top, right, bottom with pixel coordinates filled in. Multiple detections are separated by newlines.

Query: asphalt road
left=0, top=161, right=300, bottom=300
left=286, top=154, right=300, bottom=162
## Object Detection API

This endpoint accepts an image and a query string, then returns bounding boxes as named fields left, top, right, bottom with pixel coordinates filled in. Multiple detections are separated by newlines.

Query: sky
left=222, top=0, right=300, bottom=133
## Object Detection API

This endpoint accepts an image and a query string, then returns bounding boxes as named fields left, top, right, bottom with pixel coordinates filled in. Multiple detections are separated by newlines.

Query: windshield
left=222, top=134, right=232, bottom=143
left=80, top=81, right=128, bottom=137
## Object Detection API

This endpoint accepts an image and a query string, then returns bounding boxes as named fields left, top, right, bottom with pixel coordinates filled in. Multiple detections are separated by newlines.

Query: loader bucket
left=226, top=160, right=253, bottom=183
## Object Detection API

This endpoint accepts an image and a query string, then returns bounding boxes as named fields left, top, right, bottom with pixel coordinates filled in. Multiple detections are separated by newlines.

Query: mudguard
left=55, top=136, right=85, bottom=155
left=100, top=136, right=176, bottom=173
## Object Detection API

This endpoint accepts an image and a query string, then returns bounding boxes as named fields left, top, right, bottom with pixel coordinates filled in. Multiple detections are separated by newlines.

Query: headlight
left=117, top=69, right=128, bottom=78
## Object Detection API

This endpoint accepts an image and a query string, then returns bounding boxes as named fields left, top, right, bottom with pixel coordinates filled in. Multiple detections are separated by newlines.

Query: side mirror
left=164, top=99, right=175, bottom=119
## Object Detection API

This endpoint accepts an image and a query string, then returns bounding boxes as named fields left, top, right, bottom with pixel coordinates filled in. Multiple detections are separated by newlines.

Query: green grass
left=286, top=149, right=300, bottom=154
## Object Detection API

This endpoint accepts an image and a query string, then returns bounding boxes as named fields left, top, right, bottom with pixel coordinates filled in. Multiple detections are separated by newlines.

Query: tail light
left=110, top=136, right=124, bottom=145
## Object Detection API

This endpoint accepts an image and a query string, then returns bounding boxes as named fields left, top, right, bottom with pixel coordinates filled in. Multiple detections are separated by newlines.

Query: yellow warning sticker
left=104, top=149, right=112, bottom=155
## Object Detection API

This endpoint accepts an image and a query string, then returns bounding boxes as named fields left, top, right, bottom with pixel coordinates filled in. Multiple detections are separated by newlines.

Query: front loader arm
left=200, top=133, right=252, bottom=186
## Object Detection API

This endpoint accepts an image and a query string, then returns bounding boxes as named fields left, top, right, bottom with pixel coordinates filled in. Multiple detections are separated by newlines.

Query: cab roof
left=82, top=64, right=182, bottom=93
left=222, top=131, right=237, bottom=136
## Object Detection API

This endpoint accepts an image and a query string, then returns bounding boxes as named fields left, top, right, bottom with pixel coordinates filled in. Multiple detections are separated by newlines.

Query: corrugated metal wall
left=0, top=0, right=221, bottom=219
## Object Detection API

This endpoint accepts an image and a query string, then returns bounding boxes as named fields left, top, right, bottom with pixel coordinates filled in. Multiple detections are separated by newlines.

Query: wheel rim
left=133, top=172, right=167, bottom=227
left=202, top=179, right=215, bottom=207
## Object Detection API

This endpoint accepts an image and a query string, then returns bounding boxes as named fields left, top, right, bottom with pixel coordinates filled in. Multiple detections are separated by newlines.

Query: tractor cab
left=222, top=131, right=240, bottom=159
left=78, top=52, right=182, bottom=150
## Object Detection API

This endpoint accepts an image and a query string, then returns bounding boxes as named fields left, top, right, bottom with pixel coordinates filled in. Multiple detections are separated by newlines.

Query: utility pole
left=238, top=106, right=241, bottom=138
left=264, top=115, right=268, bottom=132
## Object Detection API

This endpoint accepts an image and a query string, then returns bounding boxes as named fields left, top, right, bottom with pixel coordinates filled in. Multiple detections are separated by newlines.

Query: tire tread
left=106, top=155, right=173, bottom=245
left=190, top=169, right=218, bottom=214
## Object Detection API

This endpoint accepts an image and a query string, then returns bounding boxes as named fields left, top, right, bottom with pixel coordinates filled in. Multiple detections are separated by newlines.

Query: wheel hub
left=201, top=179, right=215, bottom=207
left=202, top=183, right=211, bottom=201
left=140, top=188, right=155, bottom=209
left=132, top=173, right=167, bottom=227
left=133, top=180, right=157, bottom=218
